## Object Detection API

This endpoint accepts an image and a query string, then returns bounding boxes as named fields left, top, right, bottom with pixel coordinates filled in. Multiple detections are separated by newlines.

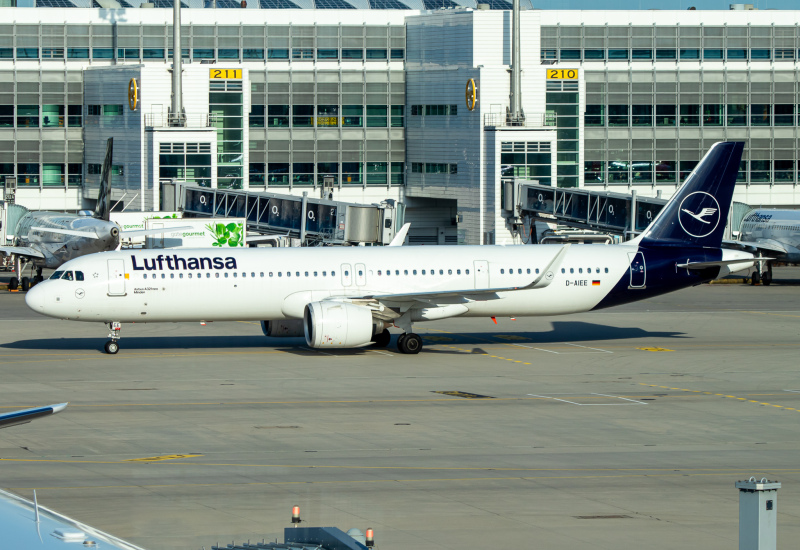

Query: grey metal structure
left=735, top=477, right=781, bottom=550
left=507, top=0, right=524, bottom=125
left=516, top=181, right=667, bottom=239
left=181, top=185, right=402, bottom=245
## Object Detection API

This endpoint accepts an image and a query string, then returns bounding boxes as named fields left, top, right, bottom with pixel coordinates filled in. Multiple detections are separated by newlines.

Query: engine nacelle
left=304, top=301, right=377, bottom=349
left=261, top=319, right=305, bottom=338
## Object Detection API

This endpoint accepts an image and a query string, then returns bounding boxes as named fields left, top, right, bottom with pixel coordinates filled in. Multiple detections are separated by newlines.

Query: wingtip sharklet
left=388, top=223, right=410, bottom=247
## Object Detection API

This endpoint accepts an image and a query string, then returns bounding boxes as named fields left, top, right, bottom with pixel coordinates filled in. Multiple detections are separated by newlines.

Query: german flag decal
left=592, top=280, right=601, bottom=286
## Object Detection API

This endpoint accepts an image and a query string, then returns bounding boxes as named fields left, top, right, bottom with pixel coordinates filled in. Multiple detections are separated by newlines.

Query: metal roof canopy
left=517, top=181, right=667, bottom=240
left=180, top=184, right=400, bottom=245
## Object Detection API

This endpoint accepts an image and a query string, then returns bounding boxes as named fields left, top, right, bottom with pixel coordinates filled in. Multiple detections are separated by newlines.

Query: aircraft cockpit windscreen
left=49, top=270, right=84, bottom=281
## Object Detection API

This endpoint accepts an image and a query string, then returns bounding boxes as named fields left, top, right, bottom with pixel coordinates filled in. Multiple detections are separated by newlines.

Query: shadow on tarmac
left=1, top=321, right=687, bottom=354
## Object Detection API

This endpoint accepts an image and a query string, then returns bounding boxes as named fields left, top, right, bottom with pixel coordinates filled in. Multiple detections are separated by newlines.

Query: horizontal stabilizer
left=120, top=226, right=193, bottom=239
left=677, top=257, right=773, bottom=269
left=0, top=246, right=45, bottom=259
left=0, top=402, right=67, bottom=430
left=32, top=226, right=100, bottom=239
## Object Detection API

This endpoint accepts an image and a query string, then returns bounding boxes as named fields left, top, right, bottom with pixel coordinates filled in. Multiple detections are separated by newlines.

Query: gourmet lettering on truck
left=144, top=217, right=246, bottom=249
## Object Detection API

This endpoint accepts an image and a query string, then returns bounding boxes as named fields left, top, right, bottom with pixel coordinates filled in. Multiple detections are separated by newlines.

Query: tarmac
left=0, top=267, right=799, bottom=549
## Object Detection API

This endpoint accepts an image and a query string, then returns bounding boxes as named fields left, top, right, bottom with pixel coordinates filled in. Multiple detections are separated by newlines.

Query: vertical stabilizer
left=95, top=138, right=113, bottom=222
left=639, top=141, right=743, bottom=249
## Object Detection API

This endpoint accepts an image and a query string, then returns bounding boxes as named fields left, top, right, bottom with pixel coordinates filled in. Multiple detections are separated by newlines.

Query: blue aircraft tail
left=639, top=141, right=743, bottom=249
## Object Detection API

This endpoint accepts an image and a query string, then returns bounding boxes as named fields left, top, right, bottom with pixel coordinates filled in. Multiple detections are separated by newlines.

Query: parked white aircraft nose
left=25, top=283, right=46, bottom=312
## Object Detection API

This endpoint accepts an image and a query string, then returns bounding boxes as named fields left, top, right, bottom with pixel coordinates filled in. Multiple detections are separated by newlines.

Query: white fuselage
left=27, top=245, right=639, bottom=323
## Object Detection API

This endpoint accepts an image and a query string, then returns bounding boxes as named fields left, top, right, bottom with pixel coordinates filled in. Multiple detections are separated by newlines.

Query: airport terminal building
left=1, top=3, right=800, bottom=244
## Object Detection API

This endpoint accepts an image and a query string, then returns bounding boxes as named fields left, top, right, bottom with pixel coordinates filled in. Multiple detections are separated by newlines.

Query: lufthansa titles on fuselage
left=131, top=254, right=237, bottom=271
left=744, top=212, right=773, bottom=223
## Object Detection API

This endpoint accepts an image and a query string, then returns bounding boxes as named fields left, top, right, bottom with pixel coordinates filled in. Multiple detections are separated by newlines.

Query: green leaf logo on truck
left=206, top=222, right=244, bottom=247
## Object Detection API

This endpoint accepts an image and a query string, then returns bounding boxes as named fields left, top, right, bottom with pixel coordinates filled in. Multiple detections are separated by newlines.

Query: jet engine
left=261, top=319, right=305, bottom=338
left=304, top=301, right=383, bottom=349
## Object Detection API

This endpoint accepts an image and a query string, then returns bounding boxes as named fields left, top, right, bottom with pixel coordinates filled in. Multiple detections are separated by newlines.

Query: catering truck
left=144, top=217, right=247, bottom=249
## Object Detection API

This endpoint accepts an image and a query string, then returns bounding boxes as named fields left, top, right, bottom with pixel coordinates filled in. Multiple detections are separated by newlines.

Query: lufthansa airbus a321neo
left=27, top=142, right=759, bottom=355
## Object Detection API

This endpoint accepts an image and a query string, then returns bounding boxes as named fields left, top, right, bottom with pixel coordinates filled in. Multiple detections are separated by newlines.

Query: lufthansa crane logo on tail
left=678, top=191, right=721, bottom=238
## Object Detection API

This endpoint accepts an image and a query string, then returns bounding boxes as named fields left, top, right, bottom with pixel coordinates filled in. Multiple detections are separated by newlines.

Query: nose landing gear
left=105, top=322, right=121, bottom=354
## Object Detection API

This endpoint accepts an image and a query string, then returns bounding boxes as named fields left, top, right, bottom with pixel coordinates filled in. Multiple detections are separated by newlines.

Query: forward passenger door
left=107, top=259, right=126, bottom=296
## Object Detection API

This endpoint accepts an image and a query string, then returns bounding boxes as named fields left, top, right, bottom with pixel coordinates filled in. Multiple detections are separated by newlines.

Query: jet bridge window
left=50, top=271, right=64, bottom=280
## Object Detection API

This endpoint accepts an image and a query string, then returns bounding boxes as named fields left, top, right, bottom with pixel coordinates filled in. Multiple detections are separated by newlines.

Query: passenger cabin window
left=466, top=269, right=469, bottom=274
left=604, top=268, right=609, bottom=273
left=501, top=269, right=505, bottom=274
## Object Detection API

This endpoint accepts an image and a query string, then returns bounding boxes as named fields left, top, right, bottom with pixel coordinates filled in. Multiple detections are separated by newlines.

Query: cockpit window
left=75, top=271, right=84, bottom=281
left=62, top=271, right=74, bottom=281
left=50, top=271, right=64, bottom=280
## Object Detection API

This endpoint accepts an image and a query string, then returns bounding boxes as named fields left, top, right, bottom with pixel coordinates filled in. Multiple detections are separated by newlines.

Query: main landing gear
left=397, top=332, right=422, bottom=354
left=105, top=322, right=121, bottom=354
left=751, top=261, right=773, bottom=286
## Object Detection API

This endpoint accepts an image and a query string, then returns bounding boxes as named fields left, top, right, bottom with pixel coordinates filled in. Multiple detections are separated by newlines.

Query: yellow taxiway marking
left=125, top=454, right=203, bottom=462
left=641, top=384, right=799, bottom=413
left=636, top=347, right=674, bottom=352
left=440, top=344, right=533, bottom=365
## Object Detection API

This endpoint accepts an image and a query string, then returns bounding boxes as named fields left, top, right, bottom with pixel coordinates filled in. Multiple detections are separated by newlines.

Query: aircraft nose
left=25, top=282, right=46, bottom=312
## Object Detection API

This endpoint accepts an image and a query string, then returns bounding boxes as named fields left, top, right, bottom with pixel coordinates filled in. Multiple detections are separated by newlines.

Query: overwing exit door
left=474, top=260, right=489, bottom=288
left=341, top=263, right=352, bottom=287
left=355, top=263, right=366, bottom=286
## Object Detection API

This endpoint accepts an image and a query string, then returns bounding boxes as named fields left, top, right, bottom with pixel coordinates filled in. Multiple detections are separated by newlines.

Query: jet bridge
left=514, top=181, right=668, bottom=240
left=173, top=184, right=403, bottom=246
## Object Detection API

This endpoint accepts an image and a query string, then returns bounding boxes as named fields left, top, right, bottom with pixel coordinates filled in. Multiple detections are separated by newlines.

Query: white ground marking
left=527, top=393, right=648, bottom=406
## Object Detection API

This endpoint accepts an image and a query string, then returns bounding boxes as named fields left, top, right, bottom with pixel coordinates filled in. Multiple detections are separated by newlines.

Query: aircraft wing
left=0, top=403, right=67, bottom=430
left=352, top=244, right=571, bottom=307
left=0, top=246, right=45, bottom=260
left=724, top=238, right=788, bottom=255
left=0, top=487, right=147, bottom=550
left=32, top=226, right=101, bottom=239
left=677, top=258, right=773, bottom=270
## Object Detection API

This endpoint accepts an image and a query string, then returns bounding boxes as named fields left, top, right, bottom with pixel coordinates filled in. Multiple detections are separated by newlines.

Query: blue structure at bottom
left=212, top=527, right=369, bottom=550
